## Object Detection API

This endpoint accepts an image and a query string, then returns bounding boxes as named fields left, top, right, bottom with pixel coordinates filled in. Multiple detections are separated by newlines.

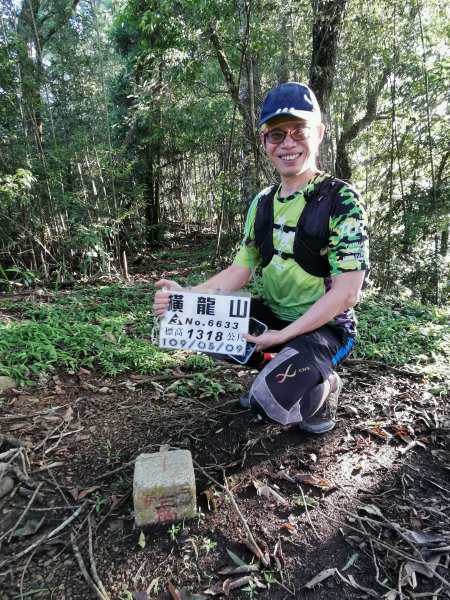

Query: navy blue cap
left=259, top=82, right=321, bottom=127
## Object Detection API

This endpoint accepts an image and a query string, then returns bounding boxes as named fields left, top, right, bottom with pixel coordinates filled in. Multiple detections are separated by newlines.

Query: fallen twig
left=88, top=516, right=110, bottom=599
left=346, top=359, right=424, bottom=378
left=0, top=433, right=29, bottom=449
left=404, top=464, right=450, bottom=495
left=92, top=443, right=163, bottom=482
left=193, top=459, right=270, bottom=567
left=319, top=504, right=450, bottom=590
left=19, top=547, right=39, bottom=600
left=44, top=424, right=74, bottom=455
left=4, top=482, right=43, bottom=543
left=92, top=459, right=134, bottom=482
left=0, top=448, right=21, bottom=461
left=71, top=529, right=110, bottom=600
left=0, top=461, right=37, bottom=489
left=0, top=502, right=87, bottom=568
left=34, top=422, right=64, bottom=453
left=29, top=461, right=65, bottom=474
left=298, top=483, right=321, bottom=542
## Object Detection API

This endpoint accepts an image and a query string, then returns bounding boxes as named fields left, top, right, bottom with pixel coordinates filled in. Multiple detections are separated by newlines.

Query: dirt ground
left=1, top=358, right=449, bottom=600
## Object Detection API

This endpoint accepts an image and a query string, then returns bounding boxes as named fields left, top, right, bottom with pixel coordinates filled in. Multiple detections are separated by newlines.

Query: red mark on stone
left=156, top=506, right=178, bottom=522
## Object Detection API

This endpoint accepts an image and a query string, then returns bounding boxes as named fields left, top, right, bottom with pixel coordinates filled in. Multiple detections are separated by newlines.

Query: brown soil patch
left=0, top=360, right=449, bottom=600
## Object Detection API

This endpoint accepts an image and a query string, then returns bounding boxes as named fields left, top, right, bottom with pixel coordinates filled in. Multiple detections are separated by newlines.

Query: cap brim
left=259, top=108, right=321, bottom=126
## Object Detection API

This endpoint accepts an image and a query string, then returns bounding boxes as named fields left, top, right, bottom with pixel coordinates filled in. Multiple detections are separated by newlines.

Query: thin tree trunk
left=335, top=67, right=389, bottom=180
left=385, top=89, right=395, bottom=290
left=92, top=0, right=120, bottom=262
left=309, top=0, right=347, bottom=173
left=418, top=8, right=439, bottom=302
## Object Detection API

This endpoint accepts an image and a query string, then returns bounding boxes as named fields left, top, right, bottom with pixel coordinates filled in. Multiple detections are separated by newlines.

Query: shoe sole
left=298, top=420, right=336, bottom=434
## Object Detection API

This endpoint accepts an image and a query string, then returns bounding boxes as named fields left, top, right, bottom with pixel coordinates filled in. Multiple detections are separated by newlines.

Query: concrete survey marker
left=133, top=450, right=197, bottom=526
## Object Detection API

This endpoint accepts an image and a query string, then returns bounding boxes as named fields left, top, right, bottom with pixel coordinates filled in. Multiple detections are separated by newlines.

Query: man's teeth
left=280, top=153, right=300, bottom=161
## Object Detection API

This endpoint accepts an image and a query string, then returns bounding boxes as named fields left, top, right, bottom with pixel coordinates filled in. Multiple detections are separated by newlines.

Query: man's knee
left=248, top=347, right=323, bottom=424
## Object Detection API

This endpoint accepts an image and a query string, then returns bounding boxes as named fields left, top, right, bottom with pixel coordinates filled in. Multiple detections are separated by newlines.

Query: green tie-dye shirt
left=233, top=173, right=370, bottom=335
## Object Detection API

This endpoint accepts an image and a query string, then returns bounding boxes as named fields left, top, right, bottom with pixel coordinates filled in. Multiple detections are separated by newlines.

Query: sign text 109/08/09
left=159, top=291, right=250, bottom=356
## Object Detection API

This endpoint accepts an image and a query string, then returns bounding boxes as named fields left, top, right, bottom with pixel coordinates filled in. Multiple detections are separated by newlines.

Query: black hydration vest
left=252, top=175, right=349, bottom=278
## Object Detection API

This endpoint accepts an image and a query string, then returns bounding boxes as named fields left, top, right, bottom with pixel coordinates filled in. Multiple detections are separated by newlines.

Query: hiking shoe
left=239, top=391, right=252, bottom=408
left=299, top=373, right=343, bottom=434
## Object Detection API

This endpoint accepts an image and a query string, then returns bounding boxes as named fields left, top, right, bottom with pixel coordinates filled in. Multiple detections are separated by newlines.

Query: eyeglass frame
left=261, top=125, right=311, bottom=145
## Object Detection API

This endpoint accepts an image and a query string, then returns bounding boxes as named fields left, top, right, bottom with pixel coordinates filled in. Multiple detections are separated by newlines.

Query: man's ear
left=259, top=133, right=267, bottom=149
left=317, top=123, right=325, bottom=143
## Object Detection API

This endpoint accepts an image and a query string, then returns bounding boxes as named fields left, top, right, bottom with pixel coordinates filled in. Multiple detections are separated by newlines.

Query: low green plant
left=183, top=353, right=215, bottom=371
left=165, top=373, right=226, bottom=400
left=263, top=572, right=277, bottom=588
left=0, top=283, right=182, bottom=385
left=92, top=491, right=107, bottom=513
left=201, top=538, right=217, bottom=554
left=147, top=576, right=161, bottom=595
left=242, top=580, right=258, bottom=598
left=104, top=439, right=121, bottom=464
left=168, top=522, right=182, bottom=541
left=12, top=589, right=48, bottom=599
left=0, top=265, right=12, bottom=293
left=1, top=281, right=448, bottom=388
left=196, top=507, right=206, bottom=525
left=355, top=292, right=450, bottom=380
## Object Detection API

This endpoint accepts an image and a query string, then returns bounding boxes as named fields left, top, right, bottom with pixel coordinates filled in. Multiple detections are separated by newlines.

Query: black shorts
left=247, top=299, right=355, bottom=425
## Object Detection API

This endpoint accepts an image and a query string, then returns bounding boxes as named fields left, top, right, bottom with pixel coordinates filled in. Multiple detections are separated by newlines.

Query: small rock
left=0, top=376, right=16, bottom=393
left=0, top=476, right=14, bottom=499
left=109, top=519, right=124, bottom=533
left=98, top=386, right=110, bottom=394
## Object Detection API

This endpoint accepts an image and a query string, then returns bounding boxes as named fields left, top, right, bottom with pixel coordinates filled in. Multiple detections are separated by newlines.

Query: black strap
left=273, top=223, right=296, bottom=233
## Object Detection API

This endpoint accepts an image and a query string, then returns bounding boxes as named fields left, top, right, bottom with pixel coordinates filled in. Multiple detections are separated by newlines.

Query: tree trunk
left=309, top=0, right=347, bottom=173
left=237, top=0, right=256, bottom=204
left=335, top=67, right=389, bottom=180
left=145, top=147, right=160, bottom=246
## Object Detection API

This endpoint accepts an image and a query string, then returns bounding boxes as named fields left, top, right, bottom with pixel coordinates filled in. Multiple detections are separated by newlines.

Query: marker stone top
left=133, top=450, right=197, bottom=526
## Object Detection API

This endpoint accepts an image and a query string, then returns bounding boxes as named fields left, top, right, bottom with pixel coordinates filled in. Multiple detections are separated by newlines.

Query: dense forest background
left=1, top=0, right=449, bottom=303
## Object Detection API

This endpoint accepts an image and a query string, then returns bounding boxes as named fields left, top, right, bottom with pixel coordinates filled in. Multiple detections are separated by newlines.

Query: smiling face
left=260, top=116, right=325, bottom=192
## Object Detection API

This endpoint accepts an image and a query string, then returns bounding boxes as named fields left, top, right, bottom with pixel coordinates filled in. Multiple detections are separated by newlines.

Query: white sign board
left=159, top=291, right=250, bottom=356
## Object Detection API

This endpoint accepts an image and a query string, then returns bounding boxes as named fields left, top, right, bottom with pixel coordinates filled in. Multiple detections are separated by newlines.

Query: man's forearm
left=193, top=264, right=252, bottom=294
left=277, top=291, right=349, bottom=343
left=273, top=271, right=365, bottom=345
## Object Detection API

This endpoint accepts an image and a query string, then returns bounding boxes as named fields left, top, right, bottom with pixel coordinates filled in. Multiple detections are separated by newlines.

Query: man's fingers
left=154, top=279, right=182, bottom=291
left=155, top=279, right=170, bottom=288
left=153, top=290, right=171, bottom=316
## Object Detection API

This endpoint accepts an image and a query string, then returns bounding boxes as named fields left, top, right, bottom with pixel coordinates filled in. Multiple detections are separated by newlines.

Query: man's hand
left=245, top=329, right=283, bottom=352
left=153, top=279, right=183, bottom=316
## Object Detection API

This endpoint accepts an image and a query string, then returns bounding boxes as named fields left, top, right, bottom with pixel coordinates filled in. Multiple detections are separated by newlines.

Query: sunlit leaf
left=138, top=531, right=146, bottom=549
left=226, top=549, right=246, bottom=567
left=342, top=552, right=359, bottom=571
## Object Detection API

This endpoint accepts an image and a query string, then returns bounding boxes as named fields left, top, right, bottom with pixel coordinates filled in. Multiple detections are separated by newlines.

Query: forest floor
left=1, top=242, right=449, bottom=600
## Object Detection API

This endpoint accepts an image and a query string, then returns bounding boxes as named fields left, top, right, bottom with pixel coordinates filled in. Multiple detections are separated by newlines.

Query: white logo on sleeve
left=339, top=219, right=363, bottom=238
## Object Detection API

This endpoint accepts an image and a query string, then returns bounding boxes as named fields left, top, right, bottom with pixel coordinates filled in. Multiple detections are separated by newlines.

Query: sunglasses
left=263, top=125, right=311, bottom=145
